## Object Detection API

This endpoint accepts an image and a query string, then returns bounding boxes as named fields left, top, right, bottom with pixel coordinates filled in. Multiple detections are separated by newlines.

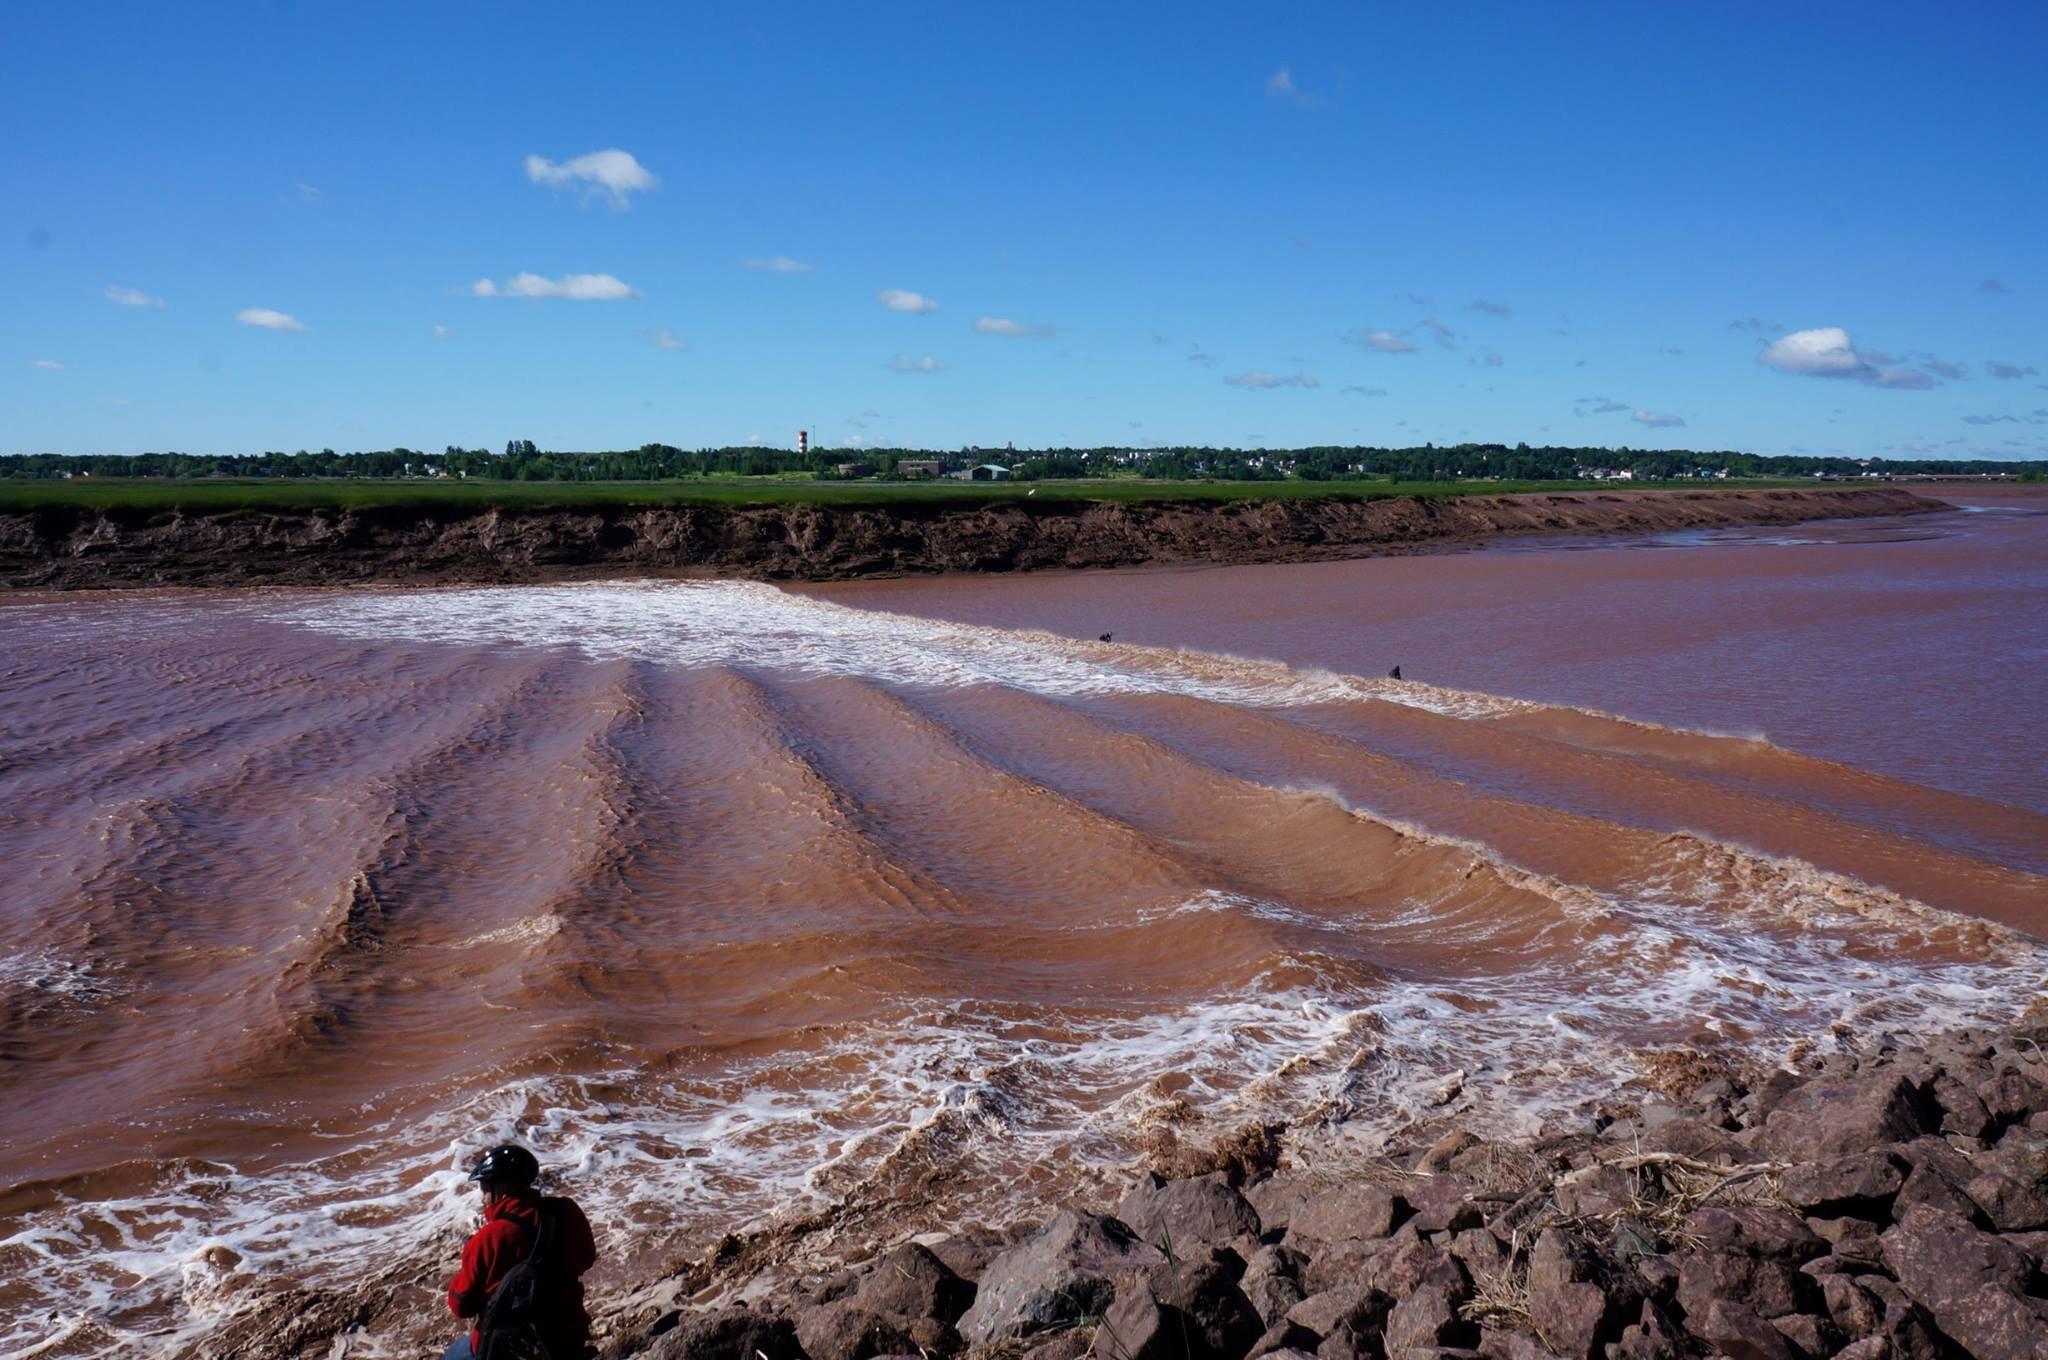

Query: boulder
left=1674, top=1252, right=1816, bottom=1323
left=794, top=1301, right=913, bottom=1360
left=1402, top=1175, right=1487, bottom=1233
left=1931, top=1069, right=1995, bottom=1138
left=1524, top=1229, right=1637, bottom=1360
left=1088, top=1287, right=1173, bottom=1360
left=1691, top=1298, right=1797, bottom=1360
left=1758, top=1072, right=1936, bottom=1160
left=1117, top=1172, right=1263, bottom=1252
left=1284, top=1284, right=1395, bottom=1346
left=1778, top=1151, right=1908, bottom=1217
left=1680, top=1207, right=1824, bottom=1262
left=1239, top=1245, right=1308, bottom=1326
left=853, top=1242, right=976, bottom=1324
left=642, top=1307, right=802, bottom=1360
left=1767, top=1311, right=1841, bottom=1357
left=1281, top=1181, right=1407, bottom=1248
left=925, top=1226, right=1014, bottom=1283
left=958, top=1211, right=1164, bottom=1345
left=1892, top=1159, right=1986, bottom=1225
left=1381, top=1263, right=1475, bottom=1354
left=1880, top=1205, right=2048, bottom=1360
left=1604, top=1301, right=1683, bottom=1360
left=1964, top=1130, right=2048, bottom=1231
left=1246, top=1320, right=1322, bottom=1360
left=1978, top=1064, right=2048, bottom=1130
left=1144, top=1246, right=1262, bottom=1360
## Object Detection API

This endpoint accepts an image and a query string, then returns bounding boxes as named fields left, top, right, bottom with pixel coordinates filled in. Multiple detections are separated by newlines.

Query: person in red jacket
left=442, top=1144, right=598, bottom=1360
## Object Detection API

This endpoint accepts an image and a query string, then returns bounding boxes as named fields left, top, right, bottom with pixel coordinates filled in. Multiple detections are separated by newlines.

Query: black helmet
left=466, top=1144, right=540, bottom=1189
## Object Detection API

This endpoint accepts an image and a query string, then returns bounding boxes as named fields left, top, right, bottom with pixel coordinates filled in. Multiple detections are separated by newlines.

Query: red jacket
left=447, top=1189, right=597, bottom=1356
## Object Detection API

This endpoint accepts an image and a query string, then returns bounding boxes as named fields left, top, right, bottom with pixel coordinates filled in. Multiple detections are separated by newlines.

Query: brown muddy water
left=2, top=490, right=2044, bottom=1356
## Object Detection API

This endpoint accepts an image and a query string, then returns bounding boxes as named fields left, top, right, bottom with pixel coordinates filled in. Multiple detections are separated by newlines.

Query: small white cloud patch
left=651, top=328, right=688, bottom=351
left=236, top=307, right=306, bottom=331
left=470, top=273, right=641, bottom=300
left=1356, top=329, right=1417, bottom=354
left=32, top=359, right=63, bottom=370
left=1225, top=370, right=1319, bottom=389
left=432, top=324, right=451, bottom=339
left=877, top=288, right=940, bottom=314
left=524, top=149, right=658, bottom=208
left=886, top=353, right=944, bottom=373
left=105, top=285, right=164, bottom=309
left=974, top=316, right=1055, bottom=338
left=1632, top=409, right=1685, bottom=428
left=742, top=256, right=812, bottom=273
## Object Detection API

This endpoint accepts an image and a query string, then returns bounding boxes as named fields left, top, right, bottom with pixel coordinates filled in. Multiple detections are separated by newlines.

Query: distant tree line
left=2, top=441, right=2040, bottom=483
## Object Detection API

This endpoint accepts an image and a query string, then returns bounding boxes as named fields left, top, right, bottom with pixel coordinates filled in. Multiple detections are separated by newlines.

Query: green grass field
left=0, top=475, right=1793, bottom=517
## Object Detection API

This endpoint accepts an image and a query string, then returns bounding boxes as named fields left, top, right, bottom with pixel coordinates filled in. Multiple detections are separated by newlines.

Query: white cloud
left=975, top=316, right=1055, bottom=338
left=877, top=288, right=939, bottom=314
left=1342, top=385, right=1387, bottom=396
left=741, top=255, right=812, bottom=273
left=432, top=323, right=451, bottom=339
left=1472, top=351, right=1504, bottom=368
left=1224, top=370, right=1319, bottom=389
left=1470, top=299, right=1513, bottom=318
left=32, top=359, right=63, bottom=370
left=294, top=181, right=322, bottom=204
left=1758, top=327, right=1937, bottom=389
left=650, top=327, right=688, bottom=351
left=1356, top=329, right=1416, bottom=353
left=105, top=285, right=164, bottom=309
left=470, top=272, right=640, bottom=300
left=886, top=353, right=944, bottom=373
left=1988, top=360, right=2040, bottom=380
left=1266, top=68, right=1315, bottom=106
left=524, top=149, right=658, bottom=208
left=1632, top=408, right=1685, bottom=428
left=236, top=307, right=306, bottom=331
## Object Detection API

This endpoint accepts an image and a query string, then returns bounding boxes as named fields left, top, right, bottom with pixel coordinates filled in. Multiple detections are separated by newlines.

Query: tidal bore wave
left=0, top=580, right=2043, bottom=1357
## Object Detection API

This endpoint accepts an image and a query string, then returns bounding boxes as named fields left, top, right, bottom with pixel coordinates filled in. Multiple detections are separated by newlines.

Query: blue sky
left=4, top=1, right=2045, bottom=457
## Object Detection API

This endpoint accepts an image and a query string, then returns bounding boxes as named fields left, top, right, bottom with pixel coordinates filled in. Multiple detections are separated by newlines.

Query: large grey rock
left=1880, top=1205, right=2048, bottom=1360
left=1692, top=1299, right=1797, bottom=1360
left=1280, top=1181, right=1406, bottom=1247
left=1283, top=1284, right=1394, bottom=1342
left=1758, top=1072, right=1937, bottom=1160
left=1524, top=1229, right=1636, bottom=1360
left=1239, top=1245, right=1308, bottom=1326
left=1680, top=1206, right=1824, bottom=1262
left=1674, top=1251, right=1816, bottom=1323
left=1381, top=1262, right=1474, bottom=1355
left=1144, top=1246, right=1262, bottom=1360
left=1401, top=1174, right=1486, bottom=1233
left=853, top=1241, right=975, bottom=1324
left=794, top=1300, right=913, bottom=1360
left=1088, top=1287, right=1173, bottom=1360
left=1117, top=1172, right=1263, bottom=1252
left=1778, top=1150, right=1908, bottom=1216
left=958, top=1211, right=1163, bottom=1345
left=641, top=1307, right=802, bottom=1360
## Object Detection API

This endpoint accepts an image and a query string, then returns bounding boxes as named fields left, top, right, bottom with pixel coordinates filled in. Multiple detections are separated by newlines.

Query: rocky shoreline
left=592, top=1020, right=2048, bottom=1360
left=0, top=487, right=1941, bottom=589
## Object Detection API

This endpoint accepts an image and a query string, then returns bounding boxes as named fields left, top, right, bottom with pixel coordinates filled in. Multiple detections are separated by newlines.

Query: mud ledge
left=0, top=487, right=1942, bottom=590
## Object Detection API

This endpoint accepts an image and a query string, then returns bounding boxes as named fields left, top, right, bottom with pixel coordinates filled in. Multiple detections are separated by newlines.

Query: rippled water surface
left=2, top=489, right=2044, bottom=1356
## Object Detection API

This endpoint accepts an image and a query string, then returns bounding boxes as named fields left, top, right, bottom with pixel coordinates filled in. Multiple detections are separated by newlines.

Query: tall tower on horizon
left=798, top=430, right=808, bottom=455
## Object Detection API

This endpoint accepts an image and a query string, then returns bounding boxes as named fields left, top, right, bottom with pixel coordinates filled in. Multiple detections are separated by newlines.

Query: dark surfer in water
left=443, top=1144, right=598, bottom=1359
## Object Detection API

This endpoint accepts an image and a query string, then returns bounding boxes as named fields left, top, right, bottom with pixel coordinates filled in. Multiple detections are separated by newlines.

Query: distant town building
left=968, top=464, right=1012, bottom=480
left=834, top=461, right=874, bottom=478
left=897, top=460, right=943, bottom=478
